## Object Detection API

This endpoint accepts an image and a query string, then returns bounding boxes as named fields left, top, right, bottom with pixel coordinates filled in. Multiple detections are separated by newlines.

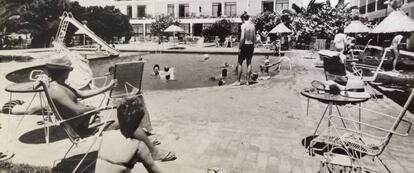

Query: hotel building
left=76, top=0, right=303, bottom=38
left=353, top=0, right=414, bottom=49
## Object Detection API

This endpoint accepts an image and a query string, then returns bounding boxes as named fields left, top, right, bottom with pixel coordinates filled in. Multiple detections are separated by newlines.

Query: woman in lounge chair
left=45, top=57, right=176, bottom=164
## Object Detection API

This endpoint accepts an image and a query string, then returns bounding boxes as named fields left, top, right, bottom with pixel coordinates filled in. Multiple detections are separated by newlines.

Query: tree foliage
left=150, top=15, right=180, bottom=36
left=253, top=11, right=280, bottom=33
left=202, top=19, right=232, bottom=42
left=291, top=2, right=356, bottom=43
left=1, top=0, right=132, bottom=47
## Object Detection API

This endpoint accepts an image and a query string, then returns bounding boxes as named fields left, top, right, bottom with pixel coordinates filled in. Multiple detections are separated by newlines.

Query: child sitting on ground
left=259, top=55, right=280, bottom=74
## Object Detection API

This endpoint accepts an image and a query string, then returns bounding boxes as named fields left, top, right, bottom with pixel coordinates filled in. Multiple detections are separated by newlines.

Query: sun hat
left=46, top=55, right=73, bottom=71
left=341, top=79, right=371, bottom=99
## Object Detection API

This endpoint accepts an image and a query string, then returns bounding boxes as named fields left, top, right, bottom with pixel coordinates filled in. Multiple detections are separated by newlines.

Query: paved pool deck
left=0, top=50, right=414, bottom=172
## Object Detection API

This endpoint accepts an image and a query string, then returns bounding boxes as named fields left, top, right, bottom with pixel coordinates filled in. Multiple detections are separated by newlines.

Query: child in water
left=152, top=64, right=160, bottom=76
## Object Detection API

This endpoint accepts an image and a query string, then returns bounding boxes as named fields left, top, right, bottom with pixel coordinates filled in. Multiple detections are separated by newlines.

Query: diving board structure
left=54, top=11, right=120, bottom=57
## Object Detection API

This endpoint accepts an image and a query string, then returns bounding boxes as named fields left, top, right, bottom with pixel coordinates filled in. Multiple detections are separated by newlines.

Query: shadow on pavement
left=52, top=151, right=97, bottom=173
left=19, top=125, right=68, bottom=144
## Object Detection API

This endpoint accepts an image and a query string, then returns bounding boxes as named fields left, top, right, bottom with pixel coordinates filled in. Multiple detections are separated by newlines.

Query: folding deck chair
left=351, top=48, right=388, bottom=82
left=39, top=80, right=115, bottom=173
left=106, top=61, right=153, bottom=133
left=108, top=61, right=144, bottom=99
left=307, top=89, right=414, bottom=173
left=349, top=39, right=373, bottom=61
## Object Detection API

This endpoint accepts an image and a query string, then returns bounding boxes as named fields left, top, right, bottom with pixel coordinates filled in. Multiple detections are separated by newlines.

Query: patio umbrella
left=344, top=20, right=371, bottom=34
left=269, top=23, right=293, bottom=34
left=371, top=9, right=414, bottom=33
left=164, top=25, right=184, bottom=37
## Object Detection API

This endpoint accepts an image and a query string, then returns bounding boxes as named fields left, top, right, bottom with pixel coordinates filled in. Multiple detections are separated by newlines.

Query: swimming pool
left=89, top=53, right=280, bottom=90
left=0, top=52, right=287, bottom=91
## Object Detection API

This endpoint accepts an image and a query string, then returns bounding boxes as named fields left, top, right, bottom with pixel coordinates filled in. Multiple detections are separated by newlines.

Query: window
left=262, top=1, right=274, bottom=12
left=212, top=3, right=222, bottom=17
left=203, top=23, right=212, bottom=30
left=360, top=5, right=366, bottom=14
left=168, top=4, right=174, bottom=16
left=179, top=4, right=189, bottom=18
left=367, top=2, right=375, bottom=12
left=275, top=0, right=288, bottom=13
left=225, top=2, right=237, bottom=17
left=137, top=5, right=146, bottom=18
left=181, top=24, right=190, bottom=33
left=127, top=5, right=132, bottom=18
left=146, top=24, right=151, bottom=34
left=377, top=0, right=387, bottom=10
left=137, top=24, right=144, bottom=34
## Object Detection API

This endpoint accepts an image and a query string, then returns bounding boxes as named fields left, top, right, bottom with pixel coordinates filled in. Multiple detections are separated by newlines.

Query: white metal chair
left=308, top=89, right=414, bottom=173
left=349, top=39, right=373, bottom=61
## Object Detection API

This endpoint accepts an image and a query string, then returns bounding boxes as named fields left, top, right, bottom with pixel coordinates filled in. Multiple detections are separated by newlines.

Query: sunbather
left=3, top=51, right=94, bottom=115
left=45, top=57, right=176, bottom=162
left=96, top=97, right=162, bottom=173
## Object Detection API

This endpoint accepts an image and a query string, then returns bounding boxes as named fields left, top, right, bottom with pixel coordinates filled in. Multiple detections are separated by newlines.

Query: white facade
left=74, top=0, right=303, bottom=37
left=356, top=0, right=414, bottom=49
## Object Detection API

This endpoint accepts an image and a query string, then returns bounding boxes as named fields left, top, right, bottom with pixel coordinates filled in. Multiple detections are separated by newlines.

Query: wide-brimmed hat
left=341, top=79, right=370, bottom=99
left=46, top=56, right=73, bottom=71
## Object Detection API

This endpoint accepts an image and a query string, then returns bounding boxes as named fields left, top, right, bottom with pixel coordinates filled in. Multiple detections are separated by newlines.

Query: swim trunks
left=239, top=44, right=254, bottom=62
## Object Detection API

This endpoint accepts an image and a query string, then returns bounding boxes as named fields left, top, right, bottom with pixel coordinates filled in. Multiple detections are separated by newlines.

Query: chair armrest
left=329, top=115, right=412, bottom=137
left=58, top=106, right=115, bottom=124
left=398, top=119, right=412, bottom=137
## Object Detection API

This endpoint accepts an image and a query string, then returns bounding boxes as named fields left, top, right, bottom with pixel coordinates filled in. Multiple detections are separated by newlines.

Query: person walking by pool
left=389, top=33, right=404, bottom=72
left=333, top=28, right=351, bottom=62
left=237, top=12, right=256, bottom=85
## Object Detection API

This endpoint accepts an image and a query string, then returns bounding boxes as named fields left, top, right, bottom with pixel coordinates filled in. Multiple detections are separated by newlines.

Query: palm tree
left=0, top=0, right=35, bottom=29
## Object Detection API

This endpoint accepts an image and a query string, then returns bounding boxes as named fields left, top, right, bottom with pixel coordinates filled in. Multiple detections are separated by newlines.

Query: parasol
left=344, top=20, right=371, bottom=33
left=269, top=23, right=293, bottom=34
left=164, top=25, right=184, bottom=33
left=371, top=9, right=414, bottom=33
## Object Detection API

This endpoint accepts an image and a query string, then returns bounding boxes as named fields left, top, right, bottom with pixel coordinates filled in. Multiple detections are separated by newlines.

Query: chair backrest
left=321, top=54, right=346, bottom=77
left=109, top=61, right=145, bottom=98
left=379, top=89, right=414, bottom=155
left=362, top=39, right=373, bottom=53
left=39, top=80, right=82, bottom=143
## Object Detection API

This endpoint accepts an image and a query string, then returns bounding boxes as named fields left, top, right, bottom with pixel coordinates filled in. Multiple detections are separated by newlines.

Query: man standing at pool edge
left=237, top=12, right=256, bottom=85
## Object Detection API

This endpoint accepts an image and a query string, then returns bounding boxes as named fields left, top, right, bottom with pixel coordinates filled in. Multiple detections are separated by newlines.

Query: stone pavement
left=0, top=50, right=413, bottom=173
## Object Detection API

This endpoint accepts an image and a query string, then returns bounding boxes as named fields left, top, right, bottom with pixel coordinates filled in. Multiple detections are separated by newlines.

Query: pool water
left=89, top=53, right=281, bottom=90
left=0, top=52, right=286, bottom=91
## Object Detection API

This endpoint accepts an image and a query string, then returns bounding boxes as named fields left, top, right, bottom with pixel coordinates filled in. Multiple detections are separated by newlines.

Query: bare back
left=241, top=21, right=256, bottom=45
left=49, top=81, right=94, bottom=131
